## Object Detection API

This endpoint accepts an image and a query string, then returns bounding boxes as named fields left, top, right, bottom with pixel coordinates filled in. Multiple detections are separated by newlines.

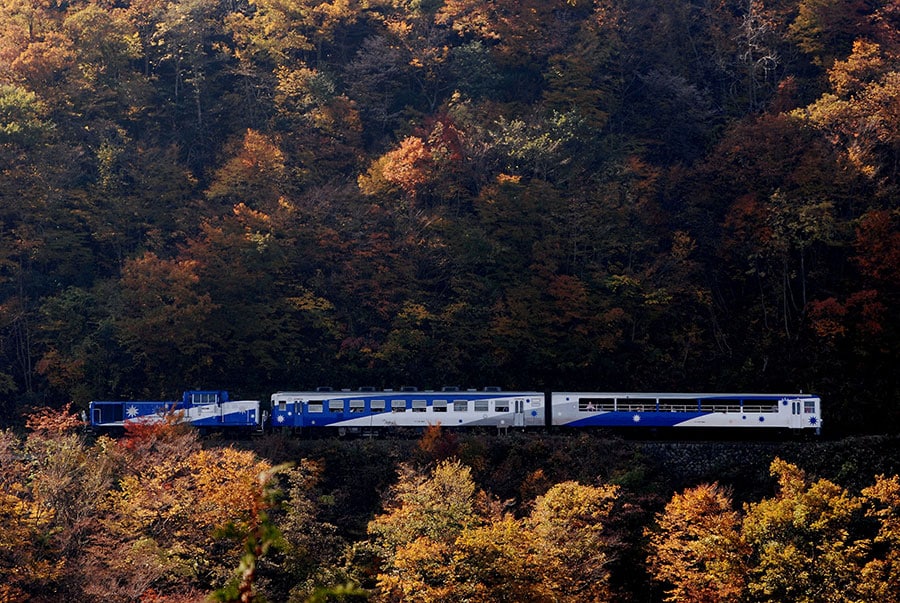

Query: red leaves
left=855, top=209, right=900, bottom=286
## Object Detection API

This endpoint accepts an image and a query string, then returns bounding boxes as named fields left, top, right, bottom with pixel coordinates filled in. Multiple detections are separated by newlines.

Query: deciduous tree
left=647, top=482, right=747, bottom=603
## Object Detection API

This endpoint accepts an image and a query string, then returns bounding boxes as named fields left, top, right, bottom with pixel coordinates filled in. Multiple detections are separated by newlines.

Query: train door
left=514, top=399, right=525, bottom=427
left=788, top=399, right=803, bottom=429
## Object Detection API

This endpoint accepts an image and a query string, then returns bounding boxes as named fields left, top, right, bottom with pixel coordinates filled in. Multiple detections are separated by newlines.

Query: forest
left=5, top=2, right=900, bottom=600
left=0, top=0, right=898, bottom=433
left=4, top=409, right=900, bottom=602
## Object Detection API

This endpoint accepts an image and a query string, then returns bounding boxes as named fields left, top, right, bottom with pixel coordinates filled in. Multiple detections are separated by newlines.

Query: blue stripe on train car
left=563, top=412, right=707, bottom=428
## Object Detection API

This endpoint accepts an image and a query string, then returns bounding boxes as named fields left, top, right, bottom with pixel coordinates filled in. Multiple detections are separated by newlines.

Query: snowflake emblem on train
left=277, top=415, right=285, bottom=423
left=126, top=405, right=139, bottom=418
left=632, top=414, right=641, bottom=423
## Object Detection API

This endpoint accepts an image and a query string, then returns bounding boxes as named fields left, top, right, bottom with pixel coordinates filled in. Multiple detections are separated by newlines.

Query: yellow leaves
left=864, top=475, right=900, bottom=544
left=110, top=447, right=273, bottom=542
left=648, top=459, right=900, bottom=603
left=385, top=18, right=412, bottom=39
left=829, top=39, right=885, bottom=97
left=529, top=481, right=621, bottom=602
left=0, top=489, right=62, bottom=600
left=369, top=462, right=623, bottom=602
left=647, top=482, right=746, bottom=603
left=378, top=537, right=454, bottom=603
left=189, top=448, right=272, bottom=532
left=794, top=38, right=899, bottom=181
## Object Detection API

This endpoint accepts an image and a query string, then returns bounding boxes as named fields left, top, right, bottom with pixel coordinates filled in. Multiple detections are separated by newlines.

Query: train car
left=89, top=390, right=263, bottom=432
left=270, top=387, right=546, bottom=434
left=550, top=392, right=821, bottom=433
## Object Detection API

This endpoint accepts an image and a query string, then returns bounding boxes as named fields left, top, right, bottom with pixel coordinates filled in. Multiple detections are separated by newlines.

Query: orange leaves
left=103, top=433, right=279, bottom=599
left=828, top=39, right=886, bottom=97
left=379, top=135, right=431, bottom=197
left=25, top=401, right=84, bottom=434
left=359, top=116, right=467, bottom=202
left=10, top=31, right=77, bottom=87
left=121, top=252, right=205, bottom=309
left=647, top=483, right=746, bottom=603
left=117, top=251, right=216, bottom=375
left=111, top=445, right=274, bottom=541
left=189, top=448, right=273, bottom=532
left=647, top=459, right=900, bottom=603
left=206, top=129, right=286, bottom=210
left=120, top=411, right=196, bottom=458
left=416, top=423, right=459, bottom=463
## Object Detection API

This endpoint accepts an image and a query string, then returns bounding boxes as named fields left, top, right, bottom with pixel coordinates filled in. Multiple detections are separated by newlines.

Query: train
left=89, top=387, right=822, bottom=435
left=88, top=390, right=263, bottom=432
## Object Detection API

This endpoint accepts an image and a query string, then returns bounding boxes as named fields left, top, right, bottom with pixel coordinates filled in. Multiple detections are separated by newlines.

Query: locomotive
left=89, top=387, right=822, bottom=435
left=88, top=390, right=264, bottom=433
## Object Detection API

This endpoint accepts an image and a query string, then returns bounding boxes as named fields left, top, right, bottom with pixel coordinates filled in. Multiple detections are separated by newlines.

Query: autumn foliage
left=0, top=0, right=895, bottom=434
left=648, top=458, right=900, bottom=603
left=0, top=0, right=898, bottom=594
left=7, top=404, right=900, bottom=601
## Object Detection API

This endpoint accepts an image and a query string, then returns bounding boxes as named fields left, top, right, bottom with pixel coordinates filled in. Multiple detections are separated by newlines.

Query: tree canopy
left=0, top=0, right=897, bottom=433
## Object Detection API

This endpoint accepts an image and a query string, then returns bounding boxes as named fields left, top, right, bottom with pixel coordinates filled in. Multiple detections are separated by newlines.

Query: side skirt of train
left=89, top=389, right=822, bottom=436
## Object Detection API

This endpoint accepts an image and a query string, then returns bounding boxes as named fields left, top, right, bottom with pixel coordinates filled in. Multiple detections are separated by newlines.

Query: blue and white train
left=88, top=388, right=822, bottom=435
left=268, top=388, right=822, bottom=435
left=89, top=390, right=264, bottom=433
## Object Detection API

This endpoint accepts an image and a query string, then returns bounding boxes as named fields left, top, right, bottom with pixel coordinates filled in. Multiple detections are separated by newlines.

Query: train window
left=433, top=400, right=448, bottom=412
left=349, top=399, right=365, bottom=413
left=474, top=400, right=489, bottom=412
left=579, top=398, right=614, bottom=411
left=278, top=400, right=286, bottom=411
left=804, top=400, right=816, bottom=413
left=495, top=400, right=509, bottom=412
left=618, top=398, right=654, bottom=412
left=307, top=402, right=323, bottom=413
left=371, top=400, right=386, bottom=413
left=741, top=400, right=778, bottom=413
left=657, top=398, right=695, bottom=412
left=191, top=392, right=219, bottom=405
left=700, top=399, right=742, bottom=413
left=391, top=400, right=407, bottom=412
left=327, top=400, right=344, bottom=412
left=412, top=399, right=427, bottom=412
left=453, top=399, right=468, bottom=412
